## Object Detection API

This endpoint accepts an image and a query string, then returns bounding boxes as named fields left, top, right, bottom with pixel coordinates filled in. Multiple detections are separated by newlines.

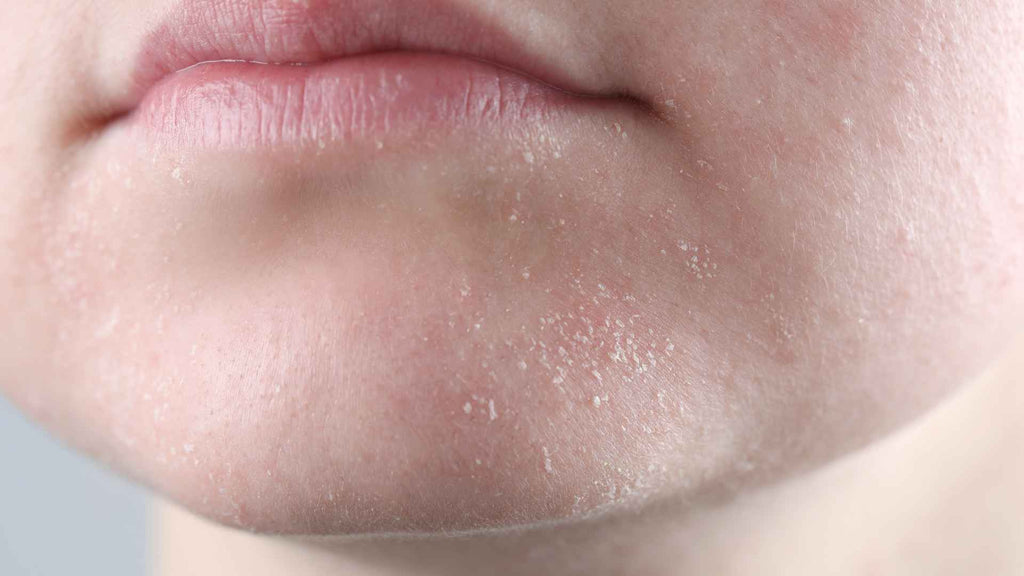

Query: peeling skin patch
left=762, top=291, right=795, bottom=342
left=431, top=272, right=685, bottom=495
left=474, top=280, right=678, bottom=420
left=677, top=240, right=718, bottom=280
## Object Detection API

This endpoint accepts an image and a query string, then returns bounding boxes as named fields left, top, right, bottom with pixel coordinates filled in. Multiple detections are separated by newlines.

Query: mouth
left=119, top=0, right=645, bottom=150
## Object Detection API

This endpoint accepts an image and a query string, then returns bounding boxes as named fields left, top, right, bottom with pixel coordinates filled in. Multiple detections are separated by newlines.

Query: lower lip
left=129, top=52, right=587, bottom=150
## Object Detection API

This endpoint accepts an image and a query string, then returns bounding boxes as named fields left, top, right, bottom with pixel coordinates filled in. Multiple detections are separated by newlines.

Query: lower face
left=0, top=0, right=1022, bottom=534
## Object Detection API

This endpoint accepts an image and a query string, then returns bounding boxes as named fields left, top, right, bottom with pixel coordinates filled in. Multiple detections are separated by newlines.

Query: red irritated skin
left=0, top=0, right=1022, bottom=537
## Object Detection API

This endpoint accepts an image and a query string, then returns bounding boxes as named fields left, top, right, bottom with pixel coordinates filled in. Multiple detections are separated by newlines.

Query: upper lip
left=128, top=0, right=608, bottom=108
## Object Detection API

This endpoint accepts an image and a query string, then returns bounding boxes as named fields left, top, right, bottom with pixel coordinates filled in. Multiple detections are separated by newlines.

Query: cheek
left=645, top=0, right=1024, bottom=397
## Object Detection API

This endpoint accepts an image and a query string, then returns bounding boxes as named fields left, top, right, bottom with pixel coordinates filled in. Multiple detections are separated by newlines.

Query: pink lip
left=127, top=0, right=616, bottom=149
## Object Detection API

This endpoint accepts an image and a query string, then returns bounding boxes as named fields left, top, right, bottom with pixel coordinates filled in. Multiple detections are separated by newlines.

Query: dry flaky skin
left=0, top=0, right=1021, bottom=537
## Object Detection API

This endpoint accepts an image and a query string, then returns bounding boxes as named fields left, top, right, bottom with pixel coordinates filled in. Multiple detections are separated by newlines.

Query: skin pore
left=0, top=0, right=1021, bottom=574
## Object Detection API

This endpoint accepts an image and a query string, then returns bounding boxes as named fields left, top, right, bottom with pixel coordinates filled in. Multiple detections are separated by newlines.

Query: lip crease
left=124, top=0, right=620, bottom=150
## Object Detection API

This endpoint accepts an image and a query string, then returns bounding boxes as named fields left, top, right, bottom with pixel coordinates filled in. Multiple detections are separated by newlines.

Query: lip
left=124, top=0, right=622, bottom=149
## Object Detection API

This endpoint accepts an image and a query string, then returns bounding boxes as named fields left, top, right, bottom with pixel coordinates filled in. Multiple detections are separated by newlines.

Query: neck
left=154, top=337, right=1024, bottom=576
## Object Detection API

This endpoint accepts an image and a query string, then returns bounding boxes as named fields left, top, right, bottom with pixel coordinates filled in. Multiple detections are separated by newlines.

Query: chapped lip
left=130, top=0, right=604, bottom=107
left=117, top=0, right=650, bottom=149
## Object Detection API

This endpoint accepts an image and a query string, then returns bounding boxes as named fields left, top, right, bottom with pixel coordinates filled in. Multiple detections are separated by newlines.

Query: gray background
left=0, top=395, right=149, bottom=576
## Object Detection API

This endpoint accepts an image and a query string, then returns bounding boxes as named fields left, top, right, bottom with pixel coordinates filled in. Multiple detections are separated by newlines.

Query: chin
left=13, top=130, right=1019, bottom=537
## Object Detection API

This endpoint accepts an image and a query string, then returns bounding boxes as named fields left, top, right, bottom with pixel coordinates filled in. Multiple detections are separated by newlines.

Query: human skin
left=0, top=0, right=1021, bottom=552
left=154, top=339, right=1024, bottom=575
